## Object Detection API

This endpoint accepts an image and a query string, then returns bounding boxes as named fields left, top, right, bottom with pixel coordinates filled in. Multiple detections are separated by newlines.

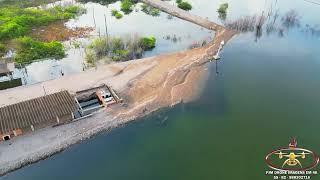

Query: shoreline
left=0, top=35, right=233, bottom=176
left=0, top=0, right=236, bottom=176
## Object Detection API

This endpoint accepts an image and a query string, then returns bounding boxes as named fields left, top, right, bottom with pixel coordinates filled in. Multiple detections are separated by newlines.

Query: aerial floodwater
left=0, top=0, right=211, bottom=84
left=1, top=0, right=320, bottom=179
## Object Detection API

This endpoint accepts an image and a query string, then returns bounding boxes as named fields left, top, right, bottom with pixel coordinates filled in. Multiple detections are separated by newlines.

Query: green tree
left=217, top=3, right=229, bottom=21
left=177, top=1, right=192, bottom=11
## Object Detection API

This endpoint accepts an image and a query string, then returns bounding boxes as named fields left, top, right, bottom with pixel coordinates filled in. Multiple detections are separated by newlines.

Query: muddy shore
left=0, top=0, right=236, bottom=175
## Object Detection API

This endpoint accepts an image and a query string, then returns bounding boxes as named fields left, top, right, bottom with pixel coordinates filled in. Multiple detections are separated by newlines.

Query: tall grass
left=85, top=35, right=156, bottom=64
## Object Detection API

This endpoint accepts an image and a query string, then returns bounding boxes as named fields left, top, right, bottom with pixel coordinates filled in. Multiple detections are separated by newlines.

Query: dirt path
left=141, top=0, right=224, bottom=31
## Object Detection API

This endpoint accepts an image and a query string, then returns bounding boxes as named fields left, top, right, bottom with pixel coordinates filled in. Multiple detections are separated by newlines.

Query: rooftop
left=0, top=90, right=77, bottom=135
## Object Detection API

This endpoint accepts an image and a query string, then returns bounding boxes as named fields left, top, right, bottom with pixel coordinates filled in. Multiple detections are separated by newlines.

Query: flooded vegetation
left=140, top=3, right=160, bottom=16
left=0, top=4, right=86, bottom=64
left=85, top=35, right=156, bottom=65
left=0, top=0, right=319, bottom=86
left=1, top=0, right=320, bottom=179
left=1, top=0, right=210, bottom=85
left=217, top=2, right=228, bottom=21
left=13, top=37, right=65, bottom=64
left=225, top=7, right=318, bottom=41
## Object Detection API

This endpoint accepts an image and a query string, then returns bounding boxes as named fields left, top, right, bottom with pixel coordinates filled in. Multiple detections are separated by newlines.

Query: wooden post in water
left=92, top=8, right=96, bottom=27
left=104, top=14, right=108, bottom=37
left=215, top=60, right=219, bottom=74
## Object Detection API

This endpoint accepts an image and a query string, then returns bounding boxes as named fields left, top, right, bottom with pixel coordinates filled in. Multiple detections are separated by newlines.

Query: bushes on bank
left=176, top=0, right=192, bottom=11
left=14, top=37, right=65, bottom=64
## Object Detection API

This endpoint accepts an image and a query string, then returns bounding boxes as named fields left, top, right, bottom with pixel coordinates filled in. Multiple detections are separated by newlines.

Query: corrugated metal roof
left=0, top=91, right=76, bottom=135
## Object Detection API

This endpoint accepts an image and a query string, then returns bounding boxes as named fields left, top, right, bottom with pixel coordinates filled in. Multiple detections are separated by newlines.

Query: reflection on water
left=1, top=0, right=320, bottom=179
left=6, top=0, right=319, bottom=86
left=8, top=0, right=211, bottom=85
left=225, top=3, right=319, bottom=41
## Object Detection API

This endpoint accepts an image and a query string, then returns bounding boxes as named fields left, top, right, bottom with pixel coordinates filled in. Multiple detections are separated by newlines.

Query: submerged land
left=0, top=0, right=235, bottom=175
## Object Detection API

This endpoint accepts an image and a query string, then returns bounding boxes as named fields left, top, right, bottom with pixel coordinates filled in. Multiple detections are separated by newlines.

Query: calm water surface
left=1, top=0, right=211, bottom=84
left=1, top=0, right=320, bottom=179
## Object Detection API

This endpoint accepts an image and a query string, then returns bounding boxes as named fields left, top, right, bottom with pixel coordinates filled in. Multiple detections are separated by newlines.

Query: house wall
left=0, top=113, right=74, bottom=142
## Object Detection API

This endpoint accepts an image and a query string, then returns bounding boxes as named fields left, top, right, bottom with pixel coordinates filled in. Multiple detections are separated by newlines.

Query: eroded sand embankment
left=0, top=0, right=236, bottom=176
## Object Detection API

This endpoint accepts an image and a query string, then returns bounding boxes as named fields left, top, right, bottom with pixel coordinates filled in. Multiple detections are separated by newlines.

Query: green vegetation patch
left=139, top=36, right=156, bottom=50
left=78, top=0, right=118, bottom=6
left=217, top=3, right=229, bottom=14
left=0, top=43, right=6, bottom=57
left=0, top=5, right=86, bottom=41
left=141, top=3, right=160, bottom=16
left=176, top=0, right=192, bottom=11
left=217, top=3, right=229, bottom=21
left=111, top=9, right=118, bottom=16
left=0, top=5, right=85, bottom=63
left=14, top=37, right=65, bottom=64
left=120, top=0, right=134, bottom=14
left=85, top=35, right=156, bottom=64
left=0, top=78, right=22, bottom=90
left=111, top=9, right=123, bottom=19
left=115, top=13, right=123, bottom=19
